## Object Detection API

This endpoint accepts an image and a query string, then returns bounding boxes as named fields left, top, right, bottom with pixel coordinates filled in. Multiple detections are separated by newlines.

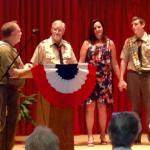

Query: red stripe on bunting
left=31, top=64, right=96, bottom=108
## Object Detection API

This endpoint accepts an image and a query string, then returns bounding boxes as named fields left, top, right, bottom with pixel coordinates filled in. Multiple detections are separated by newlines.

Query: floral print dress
left=85, top=40, right=113, bottom=105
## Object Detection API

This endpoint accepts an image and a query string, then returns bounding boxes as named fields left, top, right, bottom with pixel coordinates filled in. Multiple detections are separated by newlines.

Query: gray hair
left=51, top=20, right=66, bottom=30
left=25, top=126, right=59, bottom=150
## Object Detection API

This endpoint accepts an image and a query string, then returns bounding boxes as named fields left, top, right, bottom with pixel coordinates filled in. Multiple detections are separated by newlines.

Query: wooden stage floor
left=13, top=134, right=150, bottom=150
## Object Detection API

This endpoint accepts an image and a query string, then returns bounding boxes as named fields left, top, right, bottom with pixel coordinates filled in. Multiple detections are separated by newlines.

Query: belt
left=128, top=70, right=150, bottom=75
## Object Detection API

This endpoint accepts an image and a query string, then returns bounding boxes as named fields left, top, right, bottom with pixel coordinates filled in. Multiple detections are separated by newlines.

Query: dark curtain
left=0, top=0, right=149, bottom=135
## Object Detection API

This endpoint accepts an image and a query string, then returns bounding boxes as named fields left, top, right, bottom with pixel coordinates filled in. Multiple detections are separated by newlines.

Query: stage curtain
left=0, top=0, right=150, bottom=135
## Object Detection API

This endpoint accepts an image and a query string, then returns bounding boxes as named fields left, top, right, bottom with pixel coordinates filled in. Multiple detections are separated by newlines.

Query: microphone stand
left=0, top=32, right=37, bottom=81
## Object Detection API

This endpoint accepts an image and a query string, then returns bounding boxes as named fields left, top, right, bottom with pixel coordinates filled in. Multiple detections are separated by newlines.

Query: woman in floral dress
left=79, top=19, right=120, bottom=146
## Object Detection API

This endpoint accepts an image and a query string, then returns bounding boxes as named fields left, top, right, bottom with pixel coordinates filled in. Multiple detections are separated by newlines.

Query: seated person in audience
left=25, top=126, right=59, bottom=150
left=108, top=112, right=141, bottom=150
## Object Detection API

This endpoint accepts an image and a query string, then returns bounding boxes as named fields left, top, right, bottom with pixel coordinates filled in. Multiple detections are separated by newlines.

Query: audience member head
left=1, top=21, right=22, bottom=45
left=25, top=126, right=59, bottom=150
left=88, top=19, right=107, bottom=44
left=51, top=20, right=65, bottom=44
left=108, top=112, right=141, bottom=149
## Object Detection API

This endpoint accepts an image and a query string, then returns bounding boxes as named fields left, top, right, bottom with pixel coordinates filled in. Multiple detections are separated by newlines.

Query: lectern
left=36, top=96, right=74, bottom=150
left=22, top=63, right=96, bottom=150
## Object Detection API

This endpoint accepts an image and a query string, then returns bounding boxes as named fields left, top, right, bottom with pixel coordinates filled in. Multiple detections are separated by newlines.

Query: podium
left=19, top=66, right=74, bottom=150
left=36, top=94, right=74, bottom=150
left=21, top=64, right=96, bottom=150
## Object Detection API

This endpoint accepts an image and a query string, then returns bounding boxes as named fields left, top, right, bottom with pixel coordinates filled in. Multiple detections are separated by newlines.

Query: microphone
left=32, top=28, right=39, bottom=35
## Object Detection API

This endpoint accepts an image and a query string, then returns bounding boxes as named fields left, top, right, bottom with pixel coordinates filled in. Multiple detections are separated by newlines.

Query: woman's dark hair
left=88, top=19, right=107, bottom=44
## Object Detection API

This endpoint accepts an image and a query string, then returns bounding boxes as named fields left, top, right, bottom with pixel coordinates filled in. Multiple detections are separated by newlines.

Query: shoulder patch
left=62, top=40, right=70, bottom=44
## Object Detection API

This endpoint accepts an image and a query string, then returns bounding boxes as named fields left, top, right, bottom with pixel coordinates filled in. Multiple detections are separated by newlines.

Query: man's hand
left=24, top=63, right=33, bottom=69
left=9, top=63, right=33, bottom=78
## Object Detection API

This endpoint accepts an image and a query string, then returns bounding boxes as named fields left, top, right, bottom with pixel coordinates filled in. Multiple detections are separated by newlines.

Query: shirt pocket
left=45, top=51, right=56, bottom=63
left=142, top=44, right=150, bottom=58
left=63, top=51, right=72, bottom=64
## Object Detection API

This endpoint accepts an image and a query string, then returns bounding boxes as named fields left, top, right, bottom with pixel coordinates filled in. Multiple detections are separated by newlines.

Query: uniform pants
left=127, top=70, right=150, bottom=132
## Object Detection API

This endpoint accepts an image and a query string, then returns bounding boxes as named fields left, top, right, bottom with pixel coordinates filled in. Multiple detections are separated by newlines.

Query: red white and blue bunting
left=31, top=63, right=96, bottom=108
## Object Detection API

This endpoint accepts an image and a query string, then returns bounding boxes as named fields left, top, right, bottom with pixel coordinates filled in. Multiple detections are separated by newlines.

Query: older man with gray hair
left=31, top=20, right=77, bottom=64
left=30, top=20, right=77, bottom=150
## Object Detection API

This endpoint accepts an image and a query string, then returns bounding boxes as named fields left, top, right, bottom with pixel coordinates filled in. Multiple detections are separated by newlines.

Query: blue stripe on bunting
left=56, top=64, right=78, bottom=80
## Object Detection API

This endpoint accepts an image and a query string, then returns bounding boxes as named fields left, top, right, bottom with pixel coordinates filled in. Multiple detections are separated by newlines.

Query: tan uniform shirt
left=120, top=32, right=150, bottom=71
left=31, top=36, right=77, bottom=64
left=0, top=41, right=24, bottom=85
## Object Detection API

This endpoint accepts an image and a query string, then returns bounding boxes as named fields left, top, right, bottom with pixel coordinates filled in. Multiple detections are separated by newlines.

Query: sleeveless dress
left=85, top=40, right=113, bottom=104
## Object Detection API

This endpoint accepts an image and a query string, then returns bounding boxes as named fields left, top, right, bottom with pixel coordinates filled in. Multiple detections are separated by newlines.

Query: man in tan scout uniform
left=31, top=20, right=77, bottom=150
left=119, top=16, right=150, bottom=143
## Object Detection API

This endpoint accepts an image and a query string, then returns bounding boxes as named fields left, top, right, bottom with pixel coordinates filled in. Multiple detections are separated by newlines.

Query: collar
left=49, top=36, right=64, bottom=47
left=132, top=32, right=148, bottom=43
left=141, top=32, right=148, bottom=42
left=0, top=40, right=17, bottom=53
left=2, top=40, right=14, bottom=47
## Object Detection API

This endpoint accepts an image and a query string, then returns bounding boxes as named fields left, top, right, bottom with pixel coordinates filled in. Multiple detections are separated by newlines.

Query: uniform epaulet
left=125, top=37, right=134, bottom=44
left=62, top=39, right=70, bottom=45
left=38, top=39, right=50, bottom=48
left=128, top=36, right=134, bottom=40
left=40, top=39, right=48, bottom=44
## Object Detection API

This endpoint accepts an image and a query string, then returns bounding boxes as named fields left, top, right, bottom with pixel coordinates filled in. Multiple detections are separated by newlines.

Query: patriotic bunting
left=31, top=63, right=96, bottom=108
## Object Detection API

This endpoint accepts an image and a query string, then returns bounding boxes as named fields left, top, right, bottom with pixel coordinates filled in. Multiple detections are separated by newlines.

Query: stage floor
left=13, top=134, right=150, bottom=150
